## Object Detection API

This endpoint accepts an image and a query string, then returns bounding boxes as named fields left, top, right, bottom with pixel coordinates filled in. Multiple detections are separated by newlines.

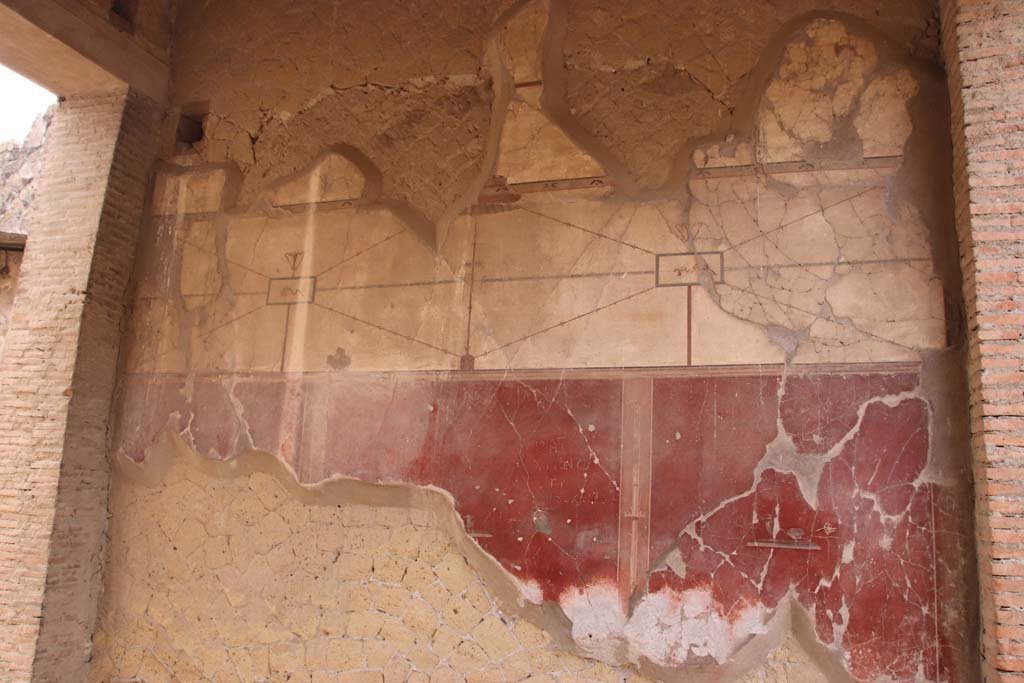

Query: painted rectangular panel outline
left=655, top=252, right=725, bottom=287
left=267, top=276, right=317, bottom=305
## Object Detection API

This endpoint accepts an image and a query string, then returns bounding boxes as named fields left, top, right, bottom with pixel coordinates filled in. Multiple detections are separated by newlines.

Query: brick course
left=0, top=88, right=158, bottom=683
left=942, top=0, right=1024, bottom=679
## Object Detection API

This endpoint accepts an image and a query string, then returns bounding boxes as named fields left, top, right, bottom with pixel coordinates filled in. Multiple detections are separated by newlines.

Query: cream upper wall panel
left=282, top=296, right=464, bottom=373
left=131, top=15, right=947, bottom=375
left=129, top=165, right=946, bottom=374
left=470, top=274, right=684, bottom=370
left=689, top=287, right=787, bottom=367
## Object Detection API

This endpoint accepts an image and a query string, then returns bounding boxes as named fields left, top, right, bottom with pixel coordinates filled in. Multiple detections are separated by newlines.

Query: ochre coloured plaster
left=90, top=437, right=844, bottom=683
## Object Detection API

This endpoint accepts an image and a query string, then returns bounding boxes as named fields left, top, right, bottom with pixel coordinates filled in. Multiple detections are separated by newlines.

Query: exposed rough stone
left=549, top=0, right=939, bottom=190
left=172, top=1, right=497, bottom=118
left=0, top=109, right=52, bottom=236
left=90, top=441, right=835, bottom=682
left=171, top=0, right=512, bottom=240
left=758, top=20, right=879, bottom=161
left=241, top=79, right=494, bottom=235
left=0, top=250, right=21, bottom=363
left=740, top=637, right=829, bottom=683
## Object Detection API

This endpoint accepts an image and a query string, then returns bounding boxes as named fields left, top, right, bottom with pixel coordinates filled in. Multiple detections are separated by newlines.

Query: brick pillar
left=942, top=1, right=1024, bottom=679
left=0, top=88, right=160, bottom=682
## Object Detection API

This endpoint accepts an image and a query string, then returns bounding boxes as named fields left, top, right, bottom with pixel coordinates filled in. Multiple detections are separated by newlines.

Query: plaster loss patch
left=90, top=445, right=829, bottom=682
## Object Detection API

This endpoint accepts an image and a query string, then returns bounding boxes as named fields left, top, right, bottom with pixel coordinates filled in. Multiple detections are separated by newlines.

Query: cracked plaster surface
left=550, top=0, right=939, bottom=190
left=169, top=1, right=517, bottom=243
left=110, top=368, right=972, bottom=681
left=103, top=7, right=973, bottom=683
left=687, top=160, right=944, bottom=363
left=89, top=442, right=830, bottom=682
left=126, top=19, right=945, bottom=375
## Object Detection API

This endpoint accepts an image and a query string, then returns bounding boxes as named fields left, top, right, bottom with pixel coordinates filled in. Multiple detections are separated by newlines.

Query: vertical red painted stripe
left=686, top=285, right=693, bottom=366
left=617, top=377, right=653, bottom=606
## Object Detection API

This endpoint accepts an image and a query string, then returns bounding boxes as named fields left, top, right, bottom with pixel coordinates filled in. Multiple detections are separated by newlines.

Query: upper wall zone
left=133, top=13, right=953, bottom=374
left=163, top=0, right=946, bottom=244
left=549, top=0, right=939, bottom=191
left=99, top=3, right=974, bottom=682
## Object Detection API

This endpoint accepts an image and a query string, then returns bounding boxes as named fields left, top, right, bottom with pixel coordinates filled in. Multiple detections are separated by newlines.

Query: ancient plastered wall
left=91, top=438, right=831, bottom=683
left=96, top=2, right=974, bottom=682
left=940, top=0, right=1024, bottom=680
left=548, top=0, right=940, bottom=191
left=0, top=89, right=160, bottom=683
left=166, top=0, right=509, bottom=244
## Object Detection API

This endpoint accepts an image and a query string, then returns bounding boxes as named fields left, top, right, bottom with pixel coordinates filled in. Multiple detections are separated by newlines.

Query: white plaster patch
left=560, top=584, right=769, bottom=668
left=841, top=541, right=855, bottom=564
left=624, top=589, right=767, bottom=667
left=560, top=584, right=629, bottom=663
left=518, top=578, right=545, bottom=605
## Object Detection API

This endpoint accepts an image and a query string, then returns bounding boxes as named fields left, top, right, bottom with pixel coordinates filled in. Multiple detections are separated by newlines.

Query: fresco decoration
left=112, top=14, right=970, bottom=683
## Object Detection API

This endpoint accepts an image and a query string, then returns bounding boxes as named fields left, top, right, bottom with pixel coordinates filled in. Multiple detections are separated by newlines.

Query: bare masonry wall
left=0, top=89, right=159, bottom=683
left=942, top=0, right=1024, bottom=680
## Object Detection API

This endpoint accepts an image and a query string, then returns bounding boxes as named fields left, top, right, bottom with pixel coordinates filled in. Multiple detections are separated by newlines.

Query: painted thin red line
left=280, top=304, right=293, bottom=373
left=179, top=236, right=272, bottom=281
left=517, top=206, right=656, bottom=256
left=311, top=301, right=460, bottom=357
left=122, top=361, right=923, bottom=383
left=315, top=229, right=404, bottom=278
left=723, top=256, right=932, bottom=273
left=721, top=187, right=875, bottom=255
left=687, top=285, right=693, bottom=367
left=475, top=286, right=656, bottom=358
left=642, top=377, right=653, bottom=581
left=133, top=301, right=267, bottom=371
left=464, top=219, right=479, bottom=357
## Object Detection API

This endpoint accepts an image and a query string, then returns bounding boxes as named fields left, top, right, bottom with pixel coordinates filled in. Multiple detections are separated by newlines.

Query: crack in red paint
left=115, top=370, right=969, bottom=681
